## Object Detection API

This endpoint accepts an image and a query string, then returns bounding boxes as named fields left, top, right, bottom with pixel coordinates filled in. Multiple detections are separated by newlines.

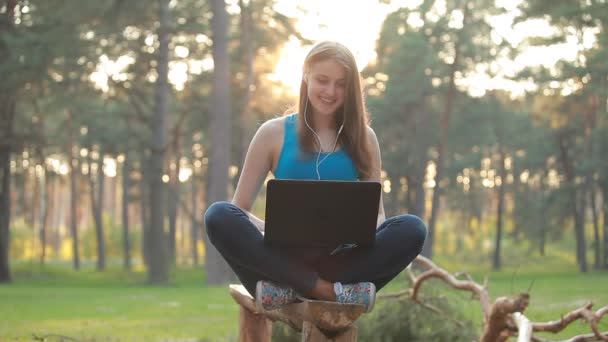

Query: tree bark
left=68, top=134, right=80, bottom=270
left=39, top=167, right=53, bottom=265
left=206, top=0, right=235, bottom=285
left=602, top=182, right=608, bottom=269
left=412, top=106, right=429, bottom=220
left=147, top=0, right=171, bottom=284
left=233, top=0, right=256, bottom=190
left=493, top=144, right=506, bottom=270
left=167, top=166, right=179, bottom=265
left=538, top=169, right=547, bottom=257
left=122, top=153, right=132, bottom=270
left=167, top=123, right=183, bottom=265
left=424, top=1, right=470, bottom=259
left=557, top=131, right=587, bottom=272
left=190, top=178, right=199, bottom=266
left=89, top=148, right=106, bottom=271
left=0, top=93, right=13, bottom=282
left=0, top=0, right=16, bottom=277
left=140, top=153, right=151, bottom=268
left=589, top=186, right=600, bottom=269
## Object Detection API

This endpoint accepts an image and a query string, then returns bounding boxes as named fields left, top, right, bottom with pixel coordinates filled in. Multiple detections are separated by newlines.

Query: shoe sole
left=255, top=281, right=266, bottom=311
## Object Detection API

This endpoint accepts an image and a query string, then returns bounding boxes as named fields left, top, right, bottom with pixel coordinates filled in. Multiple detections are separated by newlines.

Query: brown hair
left=296, top=41, right=372, bottom=179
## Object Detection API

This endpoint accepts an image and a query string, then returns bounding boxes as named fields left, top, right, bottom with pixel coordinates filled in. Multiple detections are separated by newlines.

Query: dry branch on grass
left=379, top=255, right=608, bottom=342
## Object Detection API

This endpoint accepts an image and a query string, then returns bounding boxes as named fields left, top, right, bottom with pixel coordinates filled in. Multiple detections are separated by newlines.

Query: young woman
left=204, top=41, right=427, bottom=312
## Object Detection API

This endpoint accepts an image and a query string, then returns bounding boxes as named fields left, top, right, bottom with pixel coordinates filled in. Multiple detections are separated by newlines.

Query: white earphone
left=303, top=99, right=344, bottom=180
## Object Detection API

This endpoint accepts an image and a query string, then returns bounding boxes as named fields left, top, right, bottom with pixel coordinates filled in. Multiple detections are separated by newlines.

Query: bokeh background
left=0, top=0, right=607, bottom=341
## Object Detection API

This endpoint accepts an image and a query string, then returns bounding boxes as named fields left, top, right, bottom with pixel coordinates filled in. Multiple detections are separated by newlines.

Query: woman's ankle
left=308, top=278, right=336, bottom=301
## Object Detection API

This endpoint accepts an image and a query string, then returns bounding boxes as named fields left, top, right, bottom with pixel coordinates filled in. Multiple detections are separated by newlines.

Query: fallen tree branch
left=532, top=303, right=608, bottom=338
left=380, top=255, right=607, bottom=342
left=410, top=255, right=491, bottom=323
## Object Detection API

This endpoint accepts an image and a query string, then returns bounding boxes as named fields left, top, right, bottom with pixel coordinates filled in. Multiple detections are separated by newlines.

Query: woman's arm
left=365, top=126, right=386, bottom=229
left=231, top=117, right=283, bottom=233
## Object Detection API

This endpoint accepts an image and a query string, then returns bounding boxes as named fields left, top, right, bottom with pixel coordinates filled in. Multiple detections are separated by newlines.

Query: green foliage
left=356, top=294, right=477, bottom=342
left=79, top=214, right=142, bottom=261
left=271, top=283, right=477, bottom=342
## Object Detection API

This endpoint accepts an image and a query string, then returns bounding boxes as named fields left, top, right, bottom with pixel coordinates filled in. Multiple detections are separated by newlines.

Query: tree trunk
left=0, top=145, right=10, bottom=283
left=0, top=90, right=14, bottom=282
left=190, top=179, right=199, bottom=266
left=206, top=0, right=235, bottom=285
left=583, top=92, right=600, bottom=269
left=0, top=0, right=16, bottom=278
left=602, top=182, right=608, bottom=269
left=424, top=2, right=469, bottom=259
left=122, top=153, right=132, bottom=270
left=589, top=186, right=600, bottom=269
left=167, top=178, right=178, bottom=265
left=31, top=157, right=40, bottom=256
left=167, top=129, right=182, bottom=266
left=557, top=132, right=587, bottom=272
left=233, top=0, right=256, bottom=190
left=40, top=168, right=53, bottom=265
left=140, top=154, right=151, bottom=268
left=147, top=0, right=171, bottom=284
left=412, top=106, right=429, bottom=220
left=493, top=145, right=506, bottom=270
left=68, top=137, right=80, bottom=270
left=538, top=169, right=547, bottom=257
left=89, top=149, right=106, bottom=271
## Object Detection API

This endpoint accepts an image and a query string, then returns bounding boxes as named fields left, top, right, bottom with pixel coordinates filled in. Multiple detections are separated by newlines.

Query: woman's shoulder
left=259, top=114, right=289, bottom=133
left=365, top=124, right=378, bottom=141
left=252, top=114, right=291, bottom=146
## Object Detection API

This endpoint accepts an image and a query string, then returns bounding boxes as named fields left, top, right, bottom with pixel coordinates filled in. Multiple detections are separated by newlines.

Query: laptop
left=264, top=179, right=381, bottom=253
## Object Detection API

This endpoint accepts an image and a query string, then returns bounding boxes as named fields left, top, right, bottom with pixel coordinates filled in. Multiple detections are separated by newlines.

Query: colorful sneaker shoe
left=334, top=282, right=376, bottom=313
left=255, top=280, right=298, bottom=311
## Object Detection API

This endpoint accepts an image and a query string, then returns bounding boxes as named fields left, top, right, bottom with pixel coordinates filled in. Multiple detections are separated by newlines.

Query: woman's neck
left=310, top=112, right=338, bottom=132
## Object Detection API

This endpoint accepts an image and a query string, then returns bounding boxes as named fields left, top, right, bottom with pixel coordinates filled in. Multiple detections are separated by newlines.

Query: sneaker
left=334, top=282, right=376, bottom=313
left=255, top=280, right=298, bottom=311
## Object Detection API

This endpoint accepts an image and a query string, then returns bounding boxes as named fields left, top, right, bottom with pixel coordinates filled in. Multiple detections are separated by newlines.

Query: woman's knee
left=395, top=214, right=427, bottom=249
left=204, top=201, right=233, bottom=239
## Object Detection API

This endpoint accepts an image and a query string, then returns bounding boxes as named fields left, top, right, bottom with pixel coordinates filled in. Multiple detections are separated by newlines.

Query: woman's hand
left=247, top=211, right=265, bottom=234
left=376, top=213, right=386, bottom=230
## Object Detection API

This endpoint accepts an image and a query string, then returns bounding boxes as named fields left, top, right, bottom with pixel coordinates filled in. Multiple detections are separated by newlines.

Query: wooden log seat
left=229, top=284, right=366, bottom=342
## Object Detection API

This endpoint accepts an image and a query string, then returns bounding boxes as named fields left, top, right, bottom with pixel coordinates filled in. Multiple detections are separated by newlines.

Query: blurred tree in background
left=1, top=0, right=607, bottom=286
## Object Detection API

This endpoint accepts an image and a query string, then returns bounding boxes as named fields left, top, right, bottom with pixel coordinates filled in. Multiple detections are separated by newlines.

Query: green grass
left=1, top=251, right=607, bottom=341
left=0, top=263, right=238, bottom=341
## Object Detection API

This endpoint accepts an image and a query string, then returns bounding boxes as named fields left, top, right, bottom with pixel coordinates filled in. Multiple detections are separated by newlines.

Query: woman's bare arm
left=365, top=126, right=386, bottom=228
left=231, top=117, right=283, bottom=232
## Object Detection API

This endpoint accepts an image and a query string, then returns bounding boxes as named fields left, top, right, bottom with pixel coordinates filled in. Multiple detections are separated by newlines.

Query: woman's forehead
left=308, top=59, right=347, bottom=79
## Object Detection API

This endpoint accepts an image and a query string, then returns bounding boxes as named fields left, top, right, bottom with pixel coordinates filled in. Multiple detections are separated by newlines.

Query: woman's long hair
left=296, top=41, right=372, bottom=179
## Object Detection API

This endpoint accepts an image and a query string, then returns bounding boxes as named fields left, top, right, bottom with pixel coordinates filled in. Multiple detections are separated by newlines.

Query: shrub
left=271, top=282, right=477, bottom=342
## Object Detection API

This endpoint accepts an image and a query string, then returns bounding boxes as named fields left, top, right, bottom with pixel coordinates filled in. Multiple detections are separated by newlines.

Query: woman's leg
left=204, top=201, right=318, bottom=296
left=317, top=214, right=427, bottom=291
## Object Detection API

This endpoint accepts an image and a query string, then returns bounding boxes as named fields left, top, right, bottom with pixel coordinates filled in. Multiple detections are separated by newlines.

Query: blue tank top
left=273, top=114, right=359, bottom=180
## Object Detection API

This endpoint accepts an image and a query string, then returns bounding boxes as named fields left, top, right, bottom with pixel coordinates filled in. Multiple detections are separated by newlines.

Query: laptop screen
left=264, top=179, right=381, bottom=249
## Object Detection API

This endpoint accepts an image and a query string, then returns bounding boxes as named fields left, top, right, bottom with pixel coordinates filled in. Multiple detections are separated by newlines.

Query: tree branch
left=380, top=255, right=607, bottom=342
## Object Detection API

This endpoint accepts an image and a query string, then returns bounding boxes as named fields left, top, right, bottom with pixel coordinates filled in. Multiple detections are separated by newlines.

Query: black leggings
left=204, top=201, right=427, bottom=297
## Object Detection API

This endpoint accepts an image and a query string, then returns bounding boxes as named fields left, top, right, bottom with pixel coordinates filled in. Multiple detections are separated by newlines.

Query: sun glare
left=270, top=0, right=415, bottom=94
left=271, top=0, right=590, bottom=98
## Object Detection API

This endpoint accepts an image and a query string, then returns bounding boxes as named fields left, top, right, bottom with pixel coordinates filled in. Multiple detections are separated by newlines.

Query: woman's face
left=306, top=59, right=347, bottom=118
